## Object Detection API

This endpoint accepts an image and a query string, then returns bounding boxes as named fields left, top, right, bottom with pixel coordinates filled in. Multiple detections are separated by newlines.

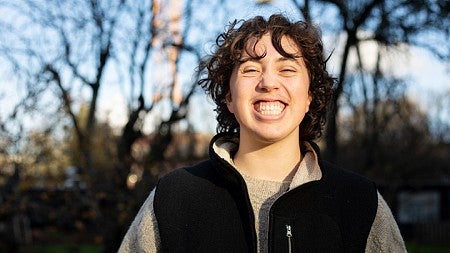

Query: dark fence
left=392, top=182, right=450, bottom=245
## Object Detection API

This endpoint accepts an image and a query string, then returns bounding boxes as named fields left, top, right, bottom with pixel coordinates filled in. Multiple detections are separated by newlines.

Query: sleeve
left=365, top=191, right=407, bottom=253
left=118, top=189, right=160, bottom=253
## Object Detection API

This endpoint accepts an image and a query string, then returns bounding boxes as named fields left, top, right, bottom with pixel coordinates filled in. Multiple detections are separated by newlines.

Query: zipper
left=286, top=224, right=292, bottom=253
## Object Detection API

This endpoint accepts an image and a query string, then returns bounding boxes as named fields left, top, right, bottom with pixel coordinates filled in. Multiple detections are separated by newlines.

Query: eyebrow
left=238, top=56, right=261, bottom=63
left=278, top=56, right=302, bottom=63
left=238, top=55, right=302, bottom=64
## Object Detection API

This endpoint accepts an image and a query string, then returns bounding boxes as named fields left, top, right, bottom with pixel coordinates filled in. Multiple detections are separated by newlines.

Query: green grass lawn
left=406, top=242, right=450, bottom=253
left=16, top=244, right=103, bottom=253
left=1, top=241, right=447, bottom=253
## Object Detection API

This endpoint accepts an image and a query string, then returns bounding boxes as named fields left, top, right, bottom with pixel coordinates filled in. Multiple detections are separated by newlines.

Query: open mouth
left=254, top=101, right=286, bottom=116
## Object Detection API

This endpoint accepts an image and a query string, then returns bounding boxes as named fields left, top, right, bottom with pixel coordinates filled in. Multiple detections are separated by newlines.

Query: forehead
left=243, top=34, right=300, bottom=56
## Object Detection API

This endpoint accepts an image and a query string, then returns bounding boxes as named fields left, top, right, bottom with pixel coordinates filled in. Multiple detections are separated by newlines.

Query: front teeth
left=257, top=102, right=284, bottom=115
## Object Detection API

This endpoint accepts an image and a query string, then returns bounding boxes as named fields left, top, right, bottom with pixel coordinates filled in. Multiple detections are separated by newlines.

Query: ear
left=225, top=92, right=234, bottom=113
left=306, top=94, right=312, bottom=112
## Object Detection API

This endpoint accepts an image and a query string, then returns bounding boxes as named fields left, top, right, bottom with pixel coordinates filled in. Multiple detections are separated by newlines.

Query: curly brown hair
left=198, top=14, right=335, bottom=142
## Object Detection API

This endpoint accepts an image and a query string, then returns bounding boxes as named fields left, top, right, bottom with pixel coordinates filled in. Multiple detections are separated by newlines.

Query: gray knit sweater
left=118, top=140, right=407, bottom=253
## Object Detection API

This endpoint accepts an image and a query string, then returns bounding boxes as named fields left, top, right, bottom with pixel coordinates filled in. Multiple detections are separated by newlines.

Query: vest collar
left=210, top=133, right=322, bottom=190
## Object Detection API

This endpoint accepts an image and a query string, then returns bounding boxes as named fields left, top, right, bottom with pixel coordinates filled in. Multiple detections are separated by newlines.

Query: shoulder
left=153, top=159, right=239, bottom=225
left=318, top=161, right=380, bottom=249
left=306, top=141, right=376, bottom=191
left=318, top=160, right=378, bottom=221
left=154, top=159, right=229, bottom=203
left=156, top=160, right=216, bottom=190
left=320, top=160, right=376, bottom=192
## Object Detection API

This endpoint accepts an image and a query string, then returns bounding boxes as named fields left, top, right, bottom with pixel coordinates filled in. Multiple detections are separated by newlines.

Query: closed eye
left=240, top=66, right=261, bottom=76
left=243, top=68, right=258, bottom=73
left=279, top=67, right=298, bottom=76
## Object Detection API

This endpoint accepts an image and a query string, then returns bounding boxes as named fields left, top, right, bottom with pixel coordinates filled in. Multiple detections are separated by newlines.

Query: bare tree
left=290, top=0, right=450, bottom=161
left=117, top=0, right=199, bottom=188
left=0, top=0, right=128, bottom=184
left=0, top=0, right=246, bottom=248
left=2, top=0, right=448, bottom=249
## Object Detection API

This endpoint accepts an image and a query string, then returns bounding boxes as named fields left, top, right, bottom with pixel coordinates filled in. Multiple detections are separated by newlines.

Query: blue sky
left=0, top=0, right=448, bottom=135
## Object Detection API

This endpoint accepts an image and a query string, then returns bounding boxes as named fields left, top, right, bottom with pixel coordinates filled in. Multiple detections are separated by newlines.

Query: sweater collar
left=210, top=133, right=322, bottom=190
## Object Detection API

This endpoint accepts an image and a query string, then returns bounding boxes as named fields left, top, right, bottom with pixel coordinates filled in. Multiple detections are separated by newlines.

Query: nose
left=257, top=70, right=279, bottom=92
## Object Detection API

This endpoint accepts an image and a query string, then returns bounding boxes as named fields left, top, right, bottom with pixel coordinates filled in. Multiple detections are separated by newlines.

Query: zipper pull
left=286, top=224, right=292, bottom=253
left=286, top=224, right=292, bottom=237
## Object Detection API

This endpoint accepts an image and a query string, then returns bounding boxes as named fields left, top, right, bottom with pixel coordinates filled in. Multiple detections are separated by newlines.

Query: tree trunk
left=325, top=33, right=354, bottom=161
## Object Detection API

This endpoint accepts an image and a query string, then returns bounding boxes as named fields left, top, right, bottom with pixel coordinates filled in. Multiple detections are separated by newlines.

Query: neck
left=233, top=134, right=302, bottom=182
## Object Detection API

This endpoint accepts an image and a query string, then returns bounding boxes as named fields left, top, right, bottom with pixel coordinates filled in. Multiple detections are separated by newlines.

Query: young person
left=119, top=14, right=406, bottom=252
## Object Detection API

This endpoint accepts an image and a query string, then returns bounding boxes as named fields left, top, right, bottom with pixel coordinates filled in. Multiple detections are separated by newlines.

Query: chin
left=254, top=132, right=293, bottom=144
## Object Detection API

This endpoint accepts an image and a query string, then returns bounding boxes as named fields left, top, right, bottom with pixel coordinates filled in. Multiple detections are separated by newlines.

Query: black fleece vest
left=154, top=139, right=377, bottom=253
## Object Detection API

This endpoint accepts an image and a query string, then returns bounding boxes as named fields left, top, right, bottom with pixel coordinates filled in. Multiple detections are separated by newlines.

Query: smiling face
left=227, top=33, right=312, bottom=146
